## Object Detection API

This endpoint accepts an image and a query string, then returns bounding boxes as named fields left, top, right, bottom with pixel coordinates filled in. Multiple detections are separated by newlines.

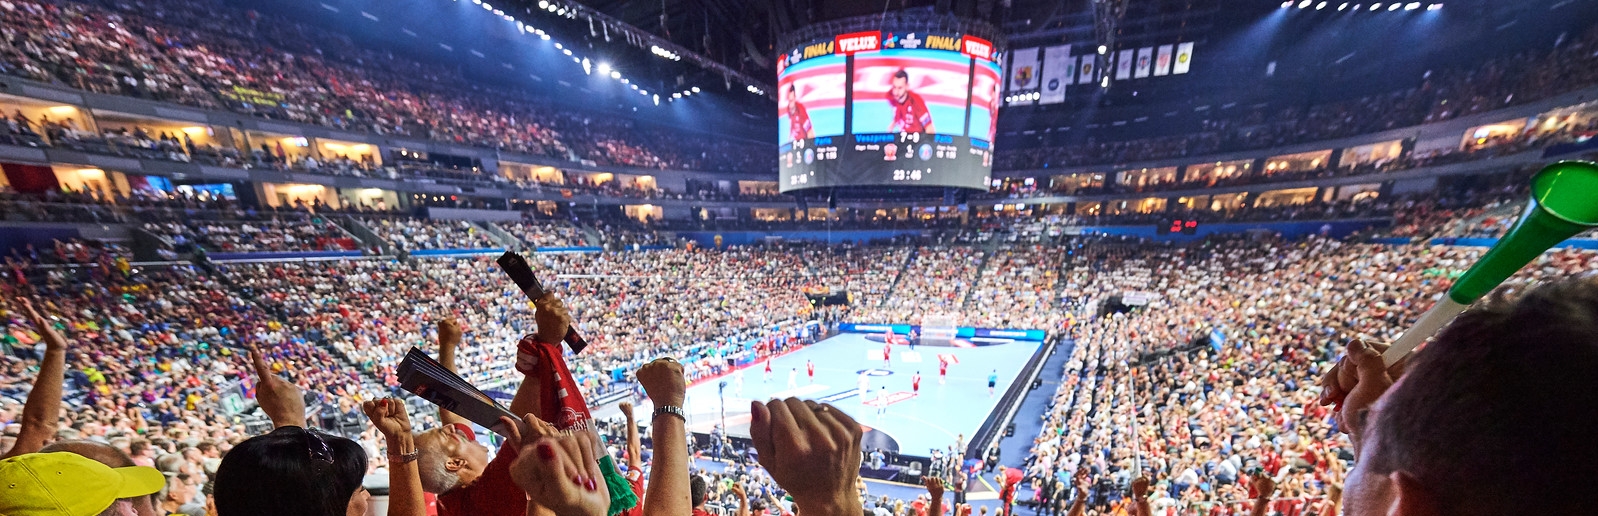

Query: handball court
left=676, top=332, right=1043, bottom=457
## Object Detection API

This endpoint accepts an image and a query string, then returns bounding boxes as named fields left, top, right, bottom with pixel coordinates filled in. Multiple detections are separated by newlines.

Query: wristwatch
left=654, top=404, right=687, bottom=422
left=389, top=449, right=420, bottom=464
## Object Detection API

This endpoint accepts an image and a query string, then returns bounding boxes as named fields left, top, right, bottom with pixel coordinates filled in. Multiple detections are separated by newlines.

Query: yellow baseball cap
left=0, top=452, right=166, bottom=516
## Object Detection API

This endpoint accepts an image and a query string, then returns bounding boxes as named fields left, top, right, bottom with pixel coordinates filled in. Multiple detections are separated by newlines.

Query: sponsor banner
left=1117, top=49, right=1134, bottom=80
left=1135, top=47, right=1153, bottom=78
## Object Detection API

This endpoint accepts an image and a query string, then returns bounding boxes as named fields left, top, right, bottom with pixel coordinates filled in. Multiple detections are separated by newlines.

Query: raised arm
left=733, top=483, right=751, bottom=516
left=1067, top=470, right=1090, bottom=516
left=1129, top=476, right=1151, bottom=516
left=1249, top=473, right=1276, bottom=516
left=364, top=398, right=426, bottom=516
left=249, top=345, right=307, bottom=429
left=620, top=401, right=642, bottom=471
left=1, top=299, right=67, bottom=459
left=637, top=358, right=691, bottom=516
left=510, top=294, right=572, bottom=418
left=435, top=317, right=467, bottom=426
left=924, top=477, right=945, bottom=516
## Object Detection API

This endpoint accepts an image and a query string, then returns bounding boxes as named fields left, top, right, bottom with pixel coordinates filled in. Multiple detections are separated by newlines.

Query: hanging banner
left=1116, top=49, right=1134, bottom=80
left=1009, top=47, right=1040, bottom=92
left=1154, top=45, right=1174, bottom=76
left=1173, top=42, right=1195, bottom=74
left=1040, top=45, right=1072, bottom=104
left=1078, top=55, right=1097, bottom=85
left=1134, top=47, right=1153, bottom=78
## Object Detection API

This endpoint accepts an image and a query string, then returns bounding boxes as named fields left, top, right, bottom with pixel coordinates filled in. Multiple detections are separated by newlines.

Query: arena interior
left=3, top=0, right=1598, bottom=515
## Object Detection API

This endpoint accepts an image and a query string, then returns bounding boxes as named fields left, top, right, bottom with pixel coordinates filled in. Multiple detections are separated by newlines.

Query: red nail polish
left=573, top=474, right=586, bottom=486
left=585, top=478, right=597, bottom=491
left=536, top=444, right=556, bottom=461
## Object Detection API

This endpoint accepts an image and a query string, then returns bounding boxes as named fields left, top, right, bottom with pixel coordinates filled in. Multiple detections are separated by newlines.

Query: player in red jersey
left=887, top=69, right=935, bottom=134
left=938, top=359, right=948, bottom=384
left=912, top=371, right=921, bottom=394
left=806, top=360, right=815, bottom=383
left=764, top=359, right=772, bottom=382
left=883, top=340, right=893, bottom=366
left=786, top=84, right=815, bottom=141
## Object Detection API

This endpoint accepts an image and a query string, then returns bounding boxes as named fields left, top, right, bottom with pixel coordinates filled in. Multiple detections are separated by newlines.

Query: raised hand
left=505, top=413, right=609, bottom=516
left=637, top=358, right=686, bottom=408
left=925, top=476, right=945, bottom=499
left=534, top=293, right=572, bottom=345
left=361, top=398, right=413, bottom=439
left=249, top=345, right=306, bottom=428
left=619, top=401, right=635, bottom=419
left=1317, top=339, right=1400, bottom=450
left=749, top=398, right=864, bottom=516
left=1073, top=469, right=1091, bottom=498
left=20, top=298, right=65, bottom=350
left=438, top=317, right=462, bottom=348
left=1250, top=472, right=1277, bottom=501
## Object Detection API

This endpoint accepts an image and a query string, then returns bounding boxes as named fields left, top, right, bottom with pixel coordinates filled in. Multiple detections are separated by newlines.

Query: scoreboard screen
left=777, top=31, right=999, bottom=192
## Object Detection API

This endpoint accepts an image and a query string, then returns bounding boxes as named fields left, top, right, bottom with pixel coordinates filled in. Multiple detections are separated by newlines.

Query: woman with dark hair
left=213, top=426, right=370, bottom=516
left=212, top=347, right=374, bottom=516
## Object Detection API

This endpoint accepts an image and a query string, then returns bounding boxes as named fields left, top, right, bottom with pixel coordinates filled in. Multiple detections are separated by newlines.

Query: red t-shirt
left=437, top=424, right=526, bottom=516
left=789, top=103, right=813, bottom=141
left=617, top=468, right=646, bottom=516
left=887, top=91, right=933, bottom=133
left=692, top=508, right=716, bottom=516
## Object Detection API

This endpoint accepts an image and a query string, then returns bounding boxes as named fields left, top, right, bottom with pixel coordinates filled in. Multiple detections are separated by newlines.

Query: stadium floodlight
left=541, top=33, right=550, bottom=40
left=554, top=42, right=563, bottom=49
left=1316, top=1, right=1327, bottom=9
left=653, top=95, right=659, bottom=105
left=1097, top=45, right=1108, bottom=55
left=692, top=86, right=701, bottom=93
left=547, top=3, right=557, bottom=11
left=1405, top=2, right=1420, bottom=9
left=472, top=0, right=480, bottom=4
left=1370, top=3, right=1381, bottom=10
left=622, top=78, right=630, bottom=84
left=557, top=7, right=566, bottom=15
left=1101, top=76, right=1110, bottom=88
left=1281, top=1, right=1292, bottom=7
left=1427, top=3, right=1442, bottom=9
left=538, top=0, right=548, bottom=7
left=597, top=62, right=611, bottom=74
left=1338, top=2, right=1349, bottom=10
left=1388, top=3, right=1400, bottom=10
left=562, top=48, right=572, bottom=55
left=673, top=93, right=682, bottom=98
left=610, top=70, right=621, bottom=79
left=1297, top=0, right=1311, bottom=8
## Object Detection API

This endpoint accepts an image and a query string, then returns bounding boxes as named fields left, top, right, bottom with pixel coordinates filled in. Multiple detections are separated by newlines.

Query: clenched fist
left=750, top=399, right=863, bottom=516
left=636, top=358, right=686, bottom=408
left=534, top=294, right=572, bottom=345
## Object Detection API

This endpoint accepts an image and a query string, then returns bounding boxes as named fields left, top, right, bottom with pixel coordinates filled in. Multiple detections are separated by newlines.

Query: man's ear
left=446, top=457, right=467, bottom=472
left=1389, top=471, right=1443, bottom=516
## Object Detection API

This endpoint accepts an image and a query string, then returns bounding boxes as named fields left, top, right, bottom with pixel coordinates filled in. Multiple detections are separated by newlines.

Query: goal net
left=920, top=313, right=960, bottom=345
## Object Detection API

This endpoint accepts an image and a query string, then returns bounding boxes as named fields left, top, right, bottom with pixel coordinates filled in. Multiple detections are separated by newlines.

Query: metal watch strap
left=389, top=450, right=420, bottom=464
left=653, top=405, right=686, bottom=422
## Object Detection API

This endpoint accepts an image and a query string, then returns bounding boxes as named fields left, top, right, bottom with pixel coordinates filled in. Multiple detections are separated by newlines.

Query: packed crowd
left=141, top=215, right=358, bottom=254
left=363, top=218, right=502, bottom=251
left=1, top=201, right=1595, bottom=516
left=1010, top=234, right=1598, bottom=514
left=0, top=0, right=773, bottom=173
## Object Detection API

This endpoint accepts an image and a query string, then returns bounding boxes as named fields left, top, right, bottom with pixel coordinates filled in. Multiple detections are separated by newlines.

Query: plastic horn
left=1383, top=160, right=1598, bottom=366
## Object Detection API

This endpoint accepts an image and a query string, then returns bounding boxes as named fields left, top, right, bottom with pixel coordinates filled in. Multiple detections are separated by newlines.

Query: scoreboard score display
left=777, top=31, right=999, bottom=192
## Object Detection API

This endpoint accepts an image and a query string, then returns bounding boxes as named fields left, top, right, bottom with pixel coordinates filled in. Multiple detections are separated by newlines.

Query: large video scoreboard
left=777, top=31, right=999, bottom=193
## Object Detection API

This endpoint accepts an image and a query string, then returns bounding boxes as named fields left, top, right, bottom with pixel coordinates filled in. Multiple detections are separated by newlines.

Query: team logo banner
left=1009, top=47, right=1039, bottom=92
left=1039, top=44, right=1072, bottom=104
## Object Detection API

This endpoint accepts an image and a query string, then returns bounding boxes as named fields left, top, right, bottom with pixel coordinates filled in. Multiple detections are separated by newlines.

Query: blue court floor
left=677, top=333, right=1042, bottom=455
